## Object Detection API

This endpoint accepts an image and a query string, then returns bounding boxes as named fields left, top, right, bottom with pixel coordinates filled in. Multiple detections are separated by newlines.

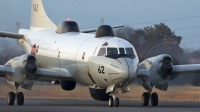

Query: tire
left=151, top=92, right=158, bottom=106
left=108, top=96, right=114, bottom=107
left=17, top=92, right=24, bottom=105
left=141, top=92, right=149, bottom=106
left=7, top=92, right=15, bottom=105
left=114, top=97, right=119, bottom=107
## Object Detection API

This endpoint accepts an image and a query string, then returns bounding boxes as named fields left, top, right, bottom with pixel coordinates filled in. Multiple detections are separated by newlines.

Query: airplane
left=0, top=0, right=200, bottom=107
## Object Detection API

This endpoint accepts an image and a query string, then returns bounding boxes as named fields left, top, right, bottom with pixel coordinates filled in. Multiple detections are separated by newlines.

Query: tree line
left=115, top=23, right=200, bottom=86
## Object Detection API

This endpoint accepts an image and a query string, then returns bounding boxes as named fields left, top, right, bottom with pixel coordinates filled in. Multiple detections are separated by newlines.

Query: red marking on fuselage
left=31, top=44, right=37, bottom=55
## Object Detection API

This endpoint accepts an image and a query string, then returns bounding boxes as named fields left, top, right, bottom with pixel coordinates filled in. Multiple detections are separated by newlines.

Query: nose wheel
left=141, top=92, right=158, bottom=106
left=108, top=87, right=120, bottom=107
left=7, top=92, right=24, bottom=105
left=108, top=96, right=119, bottom=107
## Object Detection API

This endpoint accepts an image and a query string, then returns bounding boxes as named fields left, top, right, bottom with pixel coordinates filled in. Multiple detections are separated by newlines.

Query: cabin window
left=98, top=48, right=106, bottom=56
left=125, top=48, right=134, bottom=55
left=107, top=48, right=118, bottom=55
left=119, top=48, right=125, bottom=54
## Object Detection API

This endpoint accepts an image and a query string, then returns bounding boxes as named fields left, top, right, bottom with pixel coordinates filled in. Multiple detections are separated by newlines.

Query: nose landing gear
left=7, top=91, right=24, bottom=105
left=108, top=88, right=119, bottom=107
left=108, top=96, right=119, bottom=107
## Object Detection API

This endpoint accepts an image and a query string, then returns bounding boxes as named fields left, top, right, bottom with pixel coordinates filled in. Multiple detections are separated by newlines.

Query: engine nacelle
left=60, top=80, right=76, bottom=91
left=139, top=54, right=173, bottom=90
left=89, top=88, right=109, bottom=101
left=5, top=54, right=38, bottom=79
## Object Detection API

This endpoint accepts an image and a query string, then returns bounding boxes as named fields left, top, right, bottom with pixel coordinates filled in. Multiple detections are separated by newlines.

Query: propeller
left=159, top=57, right=174, bottom=78
left=19, top=0, right=59, bottom=96
left=3, top=36, right=57, bottom=97
left=143, top=41, right=195, bottom=95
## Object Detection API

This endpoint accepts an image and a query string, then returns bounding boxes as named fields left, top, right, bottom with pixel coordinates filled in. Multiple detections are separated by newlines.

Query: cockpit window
left=105, top=47, right=135, bottom=59
left=119, top=48, right=125, bottom=54
left=98, top=48, right=106, bottom=56
left=126, top=48, right=134, bottom=55
left=107, top=48, right=118, bottom=55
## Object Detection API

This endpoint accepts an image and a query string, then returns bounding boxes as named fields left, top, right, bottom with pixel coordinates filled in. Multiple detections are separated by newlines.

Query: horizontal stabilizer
left=0, top=31, right=24, bottom=39
left=81, top=25, right=124, bottom=33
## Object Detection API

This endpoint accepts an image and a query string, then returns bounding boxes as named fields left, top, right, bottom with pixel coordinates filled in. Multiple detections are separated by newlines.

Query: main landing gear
left=7, top=91, right=24, bottom=105
left=108, top=88, right=119, bottom=107
left=141, top=92, right=158, bottom=106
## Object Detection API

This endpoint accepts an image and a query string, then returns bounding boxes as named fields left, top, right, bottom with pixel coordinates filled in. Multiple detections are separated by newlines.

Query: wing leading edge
left=137, top=64, right=200, bottom=78
left=173, top=64, right=200, bottom=74
left=81, top=25, right=124, bottom=33
left=0, top=65, right=74, bottom=82
left=0, top=31, right=24, bottom=39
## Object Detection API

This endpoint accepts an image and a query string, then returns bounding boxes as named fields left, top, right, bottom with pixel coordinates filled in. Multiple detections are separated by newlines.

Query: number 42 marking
left=98, top=66, right=105, bottom=74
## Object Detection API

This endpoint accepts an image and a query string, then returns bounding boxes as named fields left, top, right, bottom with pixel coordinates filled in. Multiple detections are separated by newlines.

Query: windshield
left=119, top=48, right=125, bottom=54
left=98, top=47, right=135, bottom=59
left=107, top=48, right=118, bottom=55
left=126, top=48, right=134, bottom=55
left=97, top=48, right=106, bottom=56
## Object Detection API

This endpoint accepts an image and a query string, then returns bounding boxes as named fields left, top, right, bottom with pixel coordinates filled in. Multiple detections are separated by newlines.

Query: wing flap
left=0, top=31, right=24, bottom=39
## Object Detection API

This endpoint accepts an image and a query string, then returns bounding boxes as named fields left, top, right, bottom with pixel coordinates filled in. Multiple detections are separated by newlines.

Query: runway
left=0, top=99, right=199, bottom=112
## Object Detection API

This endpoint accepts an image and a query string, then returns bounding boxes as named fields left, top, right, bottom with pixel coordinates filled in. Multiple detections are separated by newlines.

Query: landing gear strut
left=108, top=88, right=119, bottom=107
left=7, top=91, right=24, bottom=105
left=141, top=92, right=158, bottom=106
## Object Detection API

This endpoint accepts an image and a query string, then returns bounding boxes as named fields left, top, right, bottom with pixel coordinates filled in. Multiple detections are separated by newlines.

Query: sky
left=0, top=0, right=200, bottom=49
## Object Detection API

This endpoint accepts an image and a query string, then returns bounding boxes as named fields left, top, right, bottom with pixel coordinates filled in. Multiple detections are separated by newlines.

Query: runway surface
left=0, top=99, right=199, bottom=112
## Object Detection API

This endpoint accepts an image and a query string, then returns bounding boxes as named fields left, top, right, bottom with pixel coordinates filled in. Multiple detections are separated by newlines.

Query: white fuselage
left=19, top=28, right=139, bottom=88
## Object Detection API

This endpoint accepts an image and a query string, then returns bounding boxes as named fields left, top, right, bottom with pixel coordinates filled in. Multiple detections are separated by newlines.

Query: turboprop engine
left=139, top=54, right=174, bottom=91
left=5, top=54, right=38, bottom=80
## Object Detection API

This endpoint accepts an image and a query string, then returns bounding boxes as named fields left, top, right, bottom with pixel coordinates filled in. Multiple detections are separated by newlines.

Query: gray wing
left=173, top=64, right=200, bottom=74
left=0, top=65, right=74, bottom=82
left=81, top=25, right=124, bottom=33
left=137, top=64, right=200, bottom=77
left=0, top=31, right=24, bottom=39
left=0, top=65, right=12, bottom=77
left=34, top=68, right=74, bottom=82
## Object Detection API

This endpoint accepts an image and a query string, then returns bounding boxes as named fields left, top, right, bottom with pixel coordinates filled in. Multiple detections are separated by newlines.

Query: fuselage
left=18, top=28, right=140, bottom=88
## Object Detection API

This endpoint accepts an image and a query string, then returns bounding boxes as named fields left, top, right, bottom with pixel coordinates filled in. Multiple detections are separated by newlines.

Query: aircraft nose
left=109, top=58, right=136, bottom=85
